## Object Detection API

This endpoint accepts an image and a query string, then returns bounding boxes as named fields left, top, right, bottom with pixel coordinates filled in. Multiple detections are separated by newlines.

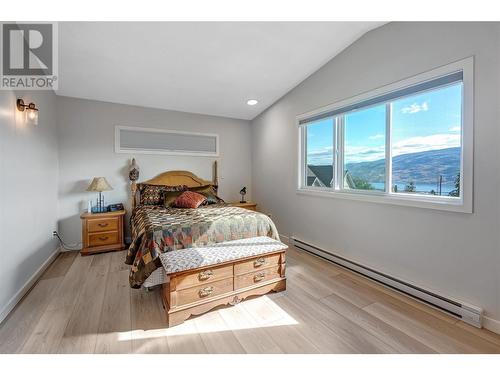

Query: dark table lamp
left=239, top=187, right=247, bottom=203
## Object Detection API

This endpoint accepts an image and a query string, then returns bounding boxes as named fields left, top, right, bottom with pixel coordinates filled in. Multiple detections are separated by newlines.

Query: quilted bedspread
left=125, top=204, right=280, bottom=288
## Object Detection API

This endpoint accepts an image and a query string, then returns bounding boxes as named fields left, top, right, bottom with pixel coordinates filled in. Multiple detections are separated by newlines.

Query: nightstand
left=80, top=209, right=126, bottom=256
left=230, top=202, right=257, bottom=211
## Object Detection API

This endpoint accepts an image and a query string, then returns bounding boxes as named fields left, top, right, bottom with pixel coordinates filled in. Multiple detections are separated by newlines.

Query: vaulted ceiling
left=58, top=22, right=383, bottom=120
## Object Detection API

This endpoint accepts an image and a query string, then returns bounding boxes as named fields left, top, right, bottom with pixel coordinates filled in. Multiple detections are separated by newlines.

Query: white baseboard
left=279, top=234, right=290, bottom=245
left=59, top=241, right=82, bottom=252
left=0, top=246, right=61, bottom=324
left=483, top=316, right=500, bottom=335
left=60, top=246, right=82, bottom=252
left=289, top=236, right=500, bottom=335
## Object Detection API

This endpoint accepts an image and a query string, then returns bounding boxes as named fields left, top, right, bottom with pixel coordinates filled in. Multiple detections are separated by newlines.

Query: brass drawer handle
left=98, top=223, right=109, bottom=227
left=254, top=257, right=266, bottom=267
left=198, top=270, right=213, bottom=281
left=199, top=286, right=214, bottom=298
left=254, top=272, right=266, bottom=282
left=98, top=236, right=109, bottom=241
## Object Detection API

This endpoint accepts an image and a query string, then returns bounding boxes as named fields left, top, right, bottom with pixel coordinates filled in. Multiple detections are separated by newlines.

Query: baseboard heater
left=290, top=237, right=483, bottom=328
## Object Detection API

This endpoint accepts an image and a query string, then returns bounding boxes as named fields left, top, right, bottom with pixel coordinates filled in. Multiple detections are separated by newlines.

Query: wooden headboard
left=130, top=160, right=218, bottom=209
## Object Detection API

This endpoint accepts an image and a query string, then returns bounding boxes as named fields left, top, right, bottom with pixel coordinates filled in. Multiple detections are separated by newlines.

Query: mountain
left=344, top=147, right=460, bottom=185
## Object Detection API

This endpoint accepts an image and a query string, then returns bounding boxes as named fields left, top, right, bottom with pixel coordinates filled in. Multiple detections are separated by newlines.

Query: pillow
left=202, top=195, right=221, bottom=205
left=189, top=185, right=224, bottom=205
left=190, top=184, right=217, bottom=195
left=173, top=191, right=207, bottom=209
left=139, top=184, right=187, bottom=206
left=163, top=190, right=186, bottom=207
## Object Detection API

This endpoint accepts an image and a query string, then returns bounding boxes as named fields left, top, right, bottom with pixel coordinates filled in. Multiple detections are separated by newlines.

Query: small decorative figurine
left=129, top=158, right=140, bottom=181
left=129, top=158, right=140, bottom=208
left=239, top=186, right=247, bottom=203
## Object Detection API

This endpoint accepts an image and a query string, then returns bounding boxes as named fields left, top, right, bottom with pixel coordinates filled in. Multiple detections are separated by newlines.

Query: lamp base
left=91, top=191, right=109, bottom=213
left=91, top=206, right=109, bottom=213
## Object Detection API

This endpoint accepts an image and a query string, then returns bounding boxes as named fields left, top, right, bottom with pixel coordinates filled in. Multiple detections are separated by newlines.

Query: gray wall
left=56, top=96, right=252, bottom=245
left=0, top=89, right=59, bottom=319
left=251, top=23, right=500, bottom=324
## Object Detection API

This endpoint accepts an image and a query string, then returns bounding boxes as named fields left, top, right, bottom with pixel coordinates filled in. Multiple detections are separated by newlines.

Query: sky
left=306, top=82, right=462, bottom=165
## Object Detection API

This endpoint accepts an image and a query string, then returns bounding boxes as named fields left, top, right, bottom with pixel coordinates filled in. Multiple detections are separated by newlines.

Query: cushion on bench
left=159, top=236, right=287, bottom=275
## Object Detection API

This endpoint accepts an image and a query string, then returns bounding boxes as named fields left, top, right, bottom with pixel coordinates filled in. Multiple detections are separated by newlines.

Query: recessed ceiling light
left=247, top=99, right=258, bottom=106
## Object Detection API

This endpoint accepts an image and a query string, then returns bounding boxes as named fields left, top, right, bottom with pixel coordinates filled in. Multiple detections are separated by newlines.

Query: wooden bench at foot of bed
left=159, top=237, right=287, bottom=327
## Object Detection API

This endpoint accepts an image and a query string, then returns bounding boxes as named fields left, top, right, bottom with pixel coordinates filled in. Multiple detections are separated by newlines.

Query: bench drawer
left=88, top=231, right=119, bottom=247
left=175, top=277, right=233, bottom=306
left=234, top=253, right=281, bottom=275
left=88, top=217, right=119, bottom=233
left=234, top=265, right=281, bottom=289
left=176, top=264, right=233, bottom=290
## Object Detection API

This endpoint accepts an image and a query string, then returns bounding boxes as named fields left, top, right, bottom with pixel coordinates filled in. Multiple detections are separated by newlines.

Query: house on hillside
left=307, top=165, right=355, bottom=189
left=307, top=165, right=333, bottom=187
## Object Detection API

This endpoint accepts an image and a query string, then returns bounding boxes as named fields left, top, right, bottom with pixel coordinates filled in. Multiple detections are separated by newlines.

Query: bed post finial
left=129, top=158, right=140, bottom=209
left=213, top=160, right=218, bottom=187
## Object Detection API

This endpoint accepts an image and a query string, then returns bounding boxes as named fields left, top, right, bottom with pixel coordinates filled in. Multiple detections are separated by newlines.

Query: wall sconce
left=16, top=98, right=39, bottom=125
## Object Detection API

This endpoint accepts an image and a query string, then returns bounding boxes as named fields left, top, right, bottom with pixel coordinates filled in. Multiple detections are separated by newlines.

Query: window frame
left=297, top=57, right=473, bottom=213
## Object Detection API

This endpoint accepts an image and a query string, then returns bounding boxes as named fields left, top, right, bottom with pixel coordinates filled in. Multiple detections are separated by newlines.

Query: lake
left=371, top=182, right=456, bottom=195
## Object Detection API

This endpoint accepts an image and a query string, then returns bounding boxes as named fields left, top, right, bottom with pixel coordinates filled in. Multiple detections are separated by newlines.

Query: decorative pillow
left=163, top=190, right=186, bottom=207
left=190, top=185, right=224, bottom=205
left=202, top=195, right=221, bottom=205
left=173, top=191, right=207, bottom=209
left=139, top=184, right=187, bottom=206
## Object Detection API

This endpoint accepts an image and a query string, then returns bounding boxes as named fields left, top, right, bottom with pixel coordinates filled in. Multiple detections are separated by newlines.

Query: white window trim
left=297, top=57, right=474, bottom=213
left=115, top=125, right=219, bottom=157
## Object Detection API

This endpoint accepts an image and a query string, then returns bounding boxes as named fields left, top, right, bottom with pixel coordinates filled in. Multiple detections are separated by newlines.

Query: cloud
left=401, top=101, right=429, bottom=114
left=368, top=134, right=385, bottom=140
left=307, top=146, right=333, bottom=165
left=392, top=133, right=460, bottom=157
left=344, top=145, right=385, bottom=163
left=309, top=133, right=461, bottom=165
left=308, top=146, right=333, bottom=154
left=341, top=133, right=460, bottom=164
left=448, top=126, right=461, bottom=132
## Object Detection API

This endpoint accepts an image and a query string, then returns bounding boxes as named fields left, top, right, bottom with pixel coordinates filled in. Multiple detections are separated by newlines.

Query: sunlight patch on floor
left=119, top=295, right=298, bottom=341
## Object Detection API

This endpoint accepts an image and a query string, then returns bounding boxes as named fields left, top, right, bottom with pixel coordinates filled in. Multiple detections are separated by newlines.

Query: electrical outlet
left=52, top=231, right=58, bottom=237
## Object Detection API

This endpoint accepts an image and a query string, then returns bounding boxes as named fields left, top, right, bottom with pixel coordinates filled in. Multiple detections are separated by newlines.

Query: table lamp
left=239, top=186, right=247, bottom=203
left=87, top=177, right=113, bottom=213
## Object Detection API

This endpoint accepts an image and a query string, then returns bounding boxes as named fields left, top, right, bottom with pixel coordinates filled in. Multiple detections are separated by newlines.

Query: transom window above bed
left=297, top=57, right=473, bottom=213
left=115, top=126, right=219, bottom=157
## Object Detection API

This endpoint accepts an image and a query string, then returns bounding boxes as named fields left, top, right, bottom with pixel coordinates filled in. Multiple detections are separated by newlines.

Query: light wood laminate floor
left=1, top=246, right=500, bottom=354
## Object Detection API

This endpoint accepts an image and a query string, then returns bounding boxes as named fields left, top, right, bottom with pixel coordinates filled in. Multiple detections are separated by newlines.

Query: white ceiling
left=58, top=22, right=383, bottom=120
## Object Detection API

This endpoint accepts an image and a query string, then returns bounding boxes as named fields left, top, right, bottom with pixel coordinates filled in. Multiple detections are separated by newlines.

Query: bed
left=124, top=162, right=280, bottom=289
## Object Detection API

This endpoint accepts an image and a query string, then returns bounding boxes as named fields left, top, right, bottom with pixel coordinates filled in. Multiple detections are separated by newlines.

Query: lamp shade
left=87, top=177, right=113, bottom=192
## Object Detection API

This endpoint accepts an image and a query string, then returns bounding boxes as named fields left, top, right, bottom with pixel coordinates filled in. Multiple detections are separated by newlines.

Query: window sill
left=296, top=188, right=472, bottom=213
